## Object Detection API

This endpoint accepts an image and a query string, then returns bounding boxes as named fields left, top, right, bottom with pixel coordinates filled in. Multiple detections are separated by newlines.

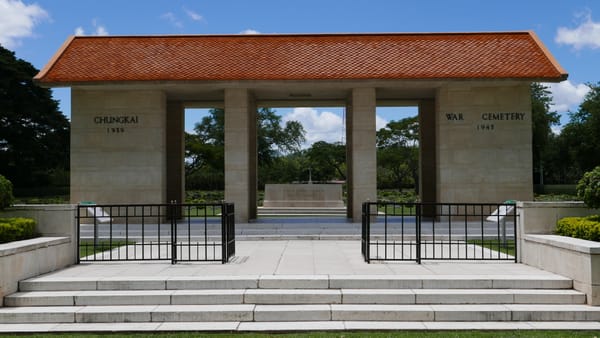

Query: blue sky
left=2, top=0, right=600, bottom=144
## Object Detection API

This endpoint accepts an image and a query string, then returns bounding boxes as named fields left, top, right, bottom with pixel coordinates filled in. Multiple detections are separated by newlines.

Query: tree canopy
left=0, top=45, right=70, bottom=189
left=185, top=108, right=306, bottom=189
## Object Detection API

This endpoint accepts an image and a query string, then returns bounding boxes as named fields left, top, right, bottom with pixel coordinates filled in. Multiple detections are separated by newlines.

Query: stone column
left=224, top=88, right=257, bottom=222
left=419, top=100, right=436, bottom=204
left=346, top=88, right=377, bottom=221
left=166, top=101, right=185, bottom=204
left=70, top=89, right=167, bottom=204
left=435, top=83, right=533, bottom=203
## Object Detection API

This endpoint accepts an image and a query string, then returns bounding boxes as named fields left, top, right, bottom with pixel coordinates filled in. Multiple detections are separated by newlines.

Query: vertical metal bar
left=171, top=202, right=176, bottom=264
left=158, top=205, right=161, bottom=260
left=187, top=204, right=192, bottom=262
left=384, top=203, right=388, bottom=260
left=464, top=204, right=468, bottom=260
left=448, top=204, right=452, bottom=260
left=514, top=211, right=518, bottom=262
left=76, top=206, right=81, bottom=264
left=401, top=203, right=405, bottom=260
left=141, top=205, right=145, bottom=260
left=480, top=204, right=485, bottom=260
left=221, top=203, right=227, bottom=263
left=416, top=203, right=421, bottom=264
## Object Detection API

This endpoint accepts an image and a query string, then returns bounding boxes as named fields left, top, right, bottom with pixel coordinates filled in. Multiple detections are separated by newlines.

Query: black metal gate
left=77, top=202, right=235, bottom=264
left=362, top=202, right=517, bottom=263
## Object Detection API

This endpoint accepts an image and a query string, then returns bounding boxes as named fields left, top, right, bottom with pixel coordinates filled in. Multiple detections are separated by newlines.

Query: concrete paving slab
left=0, top=306, right=81, bottom=323
left=171, top=290, right=245, bottom=305
left=4, top=291, right=76, bottom=307
left=0, top=324, right=59, bottom=332
left=52, top=322, right=161, bottom=331
left=74, top=290, right=172, bottom=306
left=151, top=304, right=254, bottom=322
left=157, top=321, right=240, bottom=331
left=254, top=305, right=331, bottom=321
left=431, top=304, right=512, bottom=321
left=507, top=304, right=600, bottom=321
left=75, top=305, right=156, bottom=323
left=343, top=321, right=428, bottom=330
left=414, top=289, right=513, bottom=304
left=341, top=289, right=415, bottom=304
left=331, top=304, right=434, bottom=321
left=245, top=289, right=341, bottom=304
left=238, top=321, right=345, bottom=331
left=166, top=276, right=259, bottom=289
left=258, top=275, right=329, bottom=289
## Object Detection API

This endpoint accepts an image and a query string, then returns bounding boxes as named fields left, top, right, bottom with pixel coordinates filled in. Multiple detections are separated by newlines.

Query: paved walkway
left=48, top=240, right=553, bottom=278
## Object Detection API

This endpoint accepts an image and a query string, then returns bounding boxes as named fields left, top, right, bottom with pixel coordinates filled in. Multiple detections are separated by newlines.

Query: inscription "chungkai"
left=93, top=115, right=139, bottom=124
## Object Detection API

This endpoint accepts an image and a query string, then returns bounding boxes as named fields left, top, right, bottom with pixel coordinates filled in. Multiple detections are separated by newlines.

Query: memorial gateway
left=34, top=31, right=567, bottom=222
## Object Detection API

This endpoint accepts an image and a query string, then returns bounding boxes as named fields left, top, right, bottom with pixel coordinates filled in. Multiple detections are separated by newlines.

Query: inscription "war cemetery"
left=445, top=112, right=526, bottom=131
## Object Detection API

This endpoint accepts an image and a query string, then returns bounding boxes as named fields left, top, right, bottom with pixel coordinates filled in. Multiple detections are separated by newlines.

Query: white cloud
left=184, top=8, right=203, bottom=22
left=0, top=0, right=48, bottom=48
left=161, top=12, right=183, bottom=28
left=546, top=80, right=590, bottom=113
left=240, top=29, right=260, bottom=34
left=281, top=107, right=388, bottom=147
left=555, top=14, right=600, bottom=50
left=73, top=20, right=109, bottom=36
left=282, top=108, right=344, bottom=146
left=376, top=115, right=388, bottom=131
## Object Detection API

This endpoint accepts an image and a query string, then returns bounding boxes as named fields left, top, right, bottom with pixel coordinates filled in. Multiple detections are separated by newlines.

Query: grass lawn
left=1, top=331, right=599, bottom=337
left=78, top=240, right=135, bottom=258
left=468, top=239, right=516, bottom=257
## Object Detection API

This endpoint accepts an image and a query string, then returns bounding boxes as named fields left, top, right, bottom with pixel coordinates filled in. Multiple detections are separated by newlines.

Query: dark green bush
left=0, top=175, right=14, bottom=210
left=556, top=216, right=600, bottom=241
left=577, top=166, right=600, bottom=209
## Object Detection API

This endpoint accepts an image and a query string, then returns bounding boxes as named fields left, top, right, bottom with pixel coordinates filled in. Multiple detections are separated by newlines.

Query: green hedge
left=556, top=216, right=600, bottom=242
left=0, top=218, right=37, bottom=244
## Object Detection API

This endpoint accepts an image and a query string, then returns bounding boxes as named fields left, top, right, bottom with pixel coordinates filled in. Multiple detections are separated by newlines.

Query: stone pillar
left=224, top=88, right=257, bottom=222
left=419, top=100, right=436, bottom=204
left=166, top=101, right=185, bottom=204
left=346, top=88, right=377, bottom=221
left=435, top=83, right=533, bottom=203
left=70, top=89, right=167, bottom=204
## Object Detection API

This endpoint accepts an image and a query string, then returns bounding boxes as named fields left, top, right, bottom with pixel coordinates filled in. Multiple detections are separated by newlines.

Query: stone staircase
left=1, top=274, right=599, bottom=330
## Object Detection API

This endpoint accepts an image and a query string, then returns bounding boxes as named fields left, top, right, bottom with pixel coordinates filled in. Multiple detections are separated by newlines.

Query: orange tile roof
left=35, top=32, right=567, bottom=85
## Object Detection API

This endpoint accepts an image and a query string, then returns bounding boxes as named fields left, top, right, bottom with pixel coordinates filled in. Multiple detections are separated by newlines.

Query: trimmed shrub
left=0, top=218, right=37, bottom=244
left=0, top=175, right=14, bottom=210
left=556, top=215, right=600, bottom=242
left=577, top=166, right=600, bottom=209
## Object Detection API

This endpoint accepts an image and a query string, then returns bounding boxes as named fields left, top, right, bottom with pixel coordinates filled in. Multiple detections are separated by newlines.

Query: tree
left=530, top=83, right=560, bottom=185
left=376, top=116, right=419, bottom=191
left=0, top=45, right=70, bottom=189
left=306, top=141, right=346, bottom=182
left=185, top=108, right=305, bottom=189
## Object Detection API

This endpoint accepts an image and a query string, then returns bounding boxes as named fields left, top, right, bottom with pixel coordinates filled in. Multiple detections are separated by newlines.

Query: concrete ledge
left=0, top=237, right=73, bottom=306
left=522, top=234, right=600, bottom=305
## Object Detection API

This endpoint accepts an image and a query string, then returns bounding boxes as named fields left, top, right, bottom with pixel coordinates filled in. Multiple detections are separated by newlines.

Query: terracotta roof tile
left=35, top=32, right=567, bottom=84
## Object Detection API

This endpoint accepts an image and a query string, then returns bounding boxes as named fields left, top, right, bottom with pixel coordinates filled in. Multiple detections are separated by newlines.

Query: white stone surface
left=331, top=304, right=434, bottom=321
left=258, top=275, right=329, bottom=289
left=254, top=305, right=331, bottom=321
left=4, top=291, right=75, bottom=307
left=414, top=289, right=512, bottom=304
left=171, top=290, right=245, bottom=305
left=151, top=304, right=254, bottom=322
left=341, top=289, right=415, bottom=304
left=239, top=321, right=345, bottom=331
left=166, top=276, right=258, bottom=289
left=431, top=304, right=511, bottom=321
left=245, top=289, right=341, bottom=304
left=75, top=305, right=156, bottom=323
left=329, top=275, right=422, bottom=289
left=0, top=306, right=80, bottom=323
left=74, top=290, right=172, bottom=305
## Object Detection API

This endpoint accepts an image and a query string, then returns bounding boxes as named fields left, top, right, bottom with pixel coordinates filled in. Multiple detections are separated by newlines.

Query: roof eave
left=33, top=36, right=76, bottom=84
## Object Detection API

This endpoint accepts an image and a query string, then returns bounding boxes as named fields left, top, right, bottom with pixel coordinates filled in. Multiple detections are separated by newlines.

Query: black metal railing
left=77, top=202, right=235, bottom=264
left=362, top=202, right=517, bottom=263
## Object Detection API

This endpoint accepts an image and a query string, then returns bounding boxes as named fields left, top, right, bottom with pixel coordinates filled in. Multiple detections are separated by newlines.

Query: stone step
left=4, top=289, right=586, bottom=307
left=3, top=321, right=600, bottom=333
left=1, top=304, right=600, bottom=323
left=18, top=275, right=574, bottom=291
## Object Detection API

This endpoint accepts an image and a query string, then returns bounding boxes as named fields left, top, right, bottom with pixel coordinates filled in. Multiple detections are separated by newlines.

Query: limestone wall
left=70, top=89, right=167, bottom=204
left=436, top=83, right=533, bottom=203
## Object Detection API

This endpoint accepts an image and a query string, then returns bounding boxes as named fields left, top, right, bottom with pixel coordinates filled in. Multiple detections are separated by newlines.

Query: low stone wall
left=518, top=201, right=599, bottom=305
left=522, top=234, right=600, bottom=305
left=0, top=237, right=72, bottom=306
left=0, top=204, right=77, bottom=306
